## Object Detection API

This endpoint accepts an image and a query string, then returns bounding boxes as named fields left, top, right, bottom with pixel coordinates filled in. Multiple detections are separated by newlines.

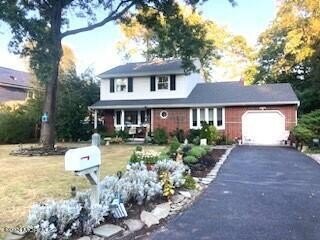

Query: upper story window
left=115, top=78, right=127, bottom=92
left=157, top=76, right=169, bottom=90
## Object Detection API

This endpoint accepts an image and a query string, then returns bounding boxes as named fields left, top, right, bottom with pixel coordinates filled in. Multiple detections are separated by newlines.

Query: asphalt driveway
left=149, top=146, right=320, bottom=240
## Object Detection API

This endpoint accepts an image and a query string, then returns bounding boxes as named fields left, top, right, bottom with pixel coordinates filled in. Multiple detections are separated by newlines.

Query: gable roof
left=98, top=59, right=186, bottom=78
left=0, top=66, right=31, bottom=89
left=90, top=82, right=300, bottom=109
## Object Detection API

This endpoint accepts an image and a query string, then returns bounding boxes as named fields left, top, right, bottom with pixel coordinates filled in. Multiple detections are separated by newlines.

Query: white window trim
left=114, top=110, right=148, bottom=129
left=189, top=107, right=225, bottom=130
left=115, top=78, right=128, bottom=93
left=156, top=75, right=169, bottom=91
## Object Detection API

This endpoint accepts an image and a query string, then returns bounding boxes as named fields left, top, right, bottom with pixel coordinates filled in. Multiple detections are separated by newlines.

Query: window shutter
left=170, top=75, right=176, bottom=91
left=128, top=77, right=133, bottom=92
left=110, top=78, right=114, bottom=93
left=150, top=76, right=156, bottom=91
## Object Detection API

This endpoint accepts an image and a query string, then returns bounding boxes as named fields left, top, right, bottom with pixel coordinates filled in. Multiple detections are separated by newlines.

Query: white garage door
left=242, top=111, right=286, bottom=145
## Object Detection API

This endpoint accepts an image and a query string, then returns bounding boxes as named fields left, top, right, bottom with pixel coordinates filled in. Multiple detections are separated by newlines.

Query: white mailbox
left=65, top=146, right=101, bottom=172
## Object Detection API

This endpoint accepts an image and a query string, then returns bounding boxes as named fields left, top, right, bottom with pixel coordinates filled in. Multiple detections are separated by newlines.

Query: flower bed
left=21, top=144, right=228, bottom=240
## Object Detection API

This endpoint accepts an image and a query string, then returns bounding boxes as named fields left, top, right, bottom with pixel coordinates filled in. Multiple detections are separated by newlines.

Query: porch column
left=121, top=110, right=125, bottom=130
left=94, top=110, right=98, bottom=129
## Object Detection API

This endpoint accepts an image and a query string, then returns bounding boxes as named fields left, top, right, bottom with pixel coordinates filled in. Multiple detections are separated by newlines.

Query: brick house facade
left=91, top=59, right=300, bottom=145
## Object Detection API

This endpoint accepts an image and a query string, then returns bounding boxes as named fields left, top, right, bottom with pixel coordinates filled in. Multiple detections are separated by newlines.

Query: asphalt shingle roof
left=90, top=82, right=299, bottom=109
left=98, top=59, right=185, bottom=78
left=0, top=66, right=31, bottom=88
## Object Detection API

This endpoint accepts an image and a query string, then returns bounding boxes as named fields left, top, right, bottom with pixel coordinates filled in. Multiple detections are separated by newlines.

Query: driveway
left=149, top=146, right=320, bottom=240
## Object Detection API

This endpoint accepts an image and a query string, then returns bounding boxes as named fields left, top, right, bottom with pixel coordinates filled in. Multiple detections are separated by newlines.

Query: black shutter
left=110, top=78, right=114, bottom=92
left=150, top=76, right=156, bottom=91
left=128, top=77, right=133, bottom=92
left=170, top=75, right=176, bottom=91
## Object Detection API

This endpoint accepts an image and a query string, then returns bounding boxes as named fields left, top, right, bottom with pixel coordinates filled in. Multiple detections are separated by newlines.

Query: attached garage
left=242, top=110, right=287, bottom=145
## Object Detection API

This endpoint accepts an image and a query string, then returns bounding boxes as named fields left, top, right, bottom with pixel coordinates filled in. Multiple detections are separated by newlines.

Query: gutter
left=89, top=101, right=300, bottom=110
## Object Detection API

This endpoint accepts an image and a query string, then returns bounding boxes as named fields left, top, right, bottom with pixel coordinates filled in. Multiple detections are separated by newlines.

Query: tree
left=0, top=0, right=218, bottom=148
left=117, top=4, right=254, bottom=81
left=253, top=0, right=320, bottom=113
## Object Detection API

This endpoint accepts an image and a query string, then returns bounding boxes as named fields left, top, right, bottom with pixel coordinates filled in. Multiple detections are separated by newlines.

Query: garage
left=242, top=110, right=286, bottom=145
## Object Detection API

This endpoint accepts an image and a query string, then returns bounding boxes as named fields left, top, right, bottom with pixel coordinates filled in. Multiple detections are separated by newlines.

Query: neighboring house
left=0, top=66, right=33, bottom=105
left=90, top=59, right=299, bottom=145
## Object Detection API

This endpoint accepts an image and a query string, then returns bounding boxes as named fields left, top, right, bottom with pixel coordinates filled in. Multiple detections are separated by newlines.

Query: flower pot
left=146, top=163, right=155, bottom=171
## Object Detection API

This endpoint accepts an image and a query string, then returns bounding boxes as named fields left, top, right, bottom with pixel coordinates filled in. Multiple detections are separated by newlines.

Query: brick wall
left=224, top=105, right=297, bottom=140
left=103, top=109, right=114, bottom=134
left=152, top=108, right=190, bottom=134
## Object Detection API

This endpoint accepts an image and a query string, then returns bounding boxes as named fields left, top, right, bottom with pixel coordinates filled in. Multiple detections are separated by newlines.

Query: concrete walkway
left=148, top=146, right=320, bottom=240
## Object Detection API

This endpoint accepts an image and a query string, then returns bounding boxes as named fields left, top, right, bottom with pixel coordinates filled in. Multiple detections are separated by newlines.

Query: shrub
left=187, top=146, right=207, bottom=159
left=187, top=129, right=201, bottom=145
left=129, top=150, right=160, bottom=164
left=293, top=110, right=320, bottom=147
left=0, top=106, right=37, bottom=144
left=183, top=155, right=198, bottom=165
left=200, top=122, right=219, bottom=145
left=183, top=175, right=196, bottom=190
left=170, top=128, right=185, bottom=143
left=154, top=159, right=187, bottom=187
left=160, top=171, right=175, bottom=198
left=114, top=130, right=129, bottom=141
left=181, top=144, right=192, bottom=156
left=136, top=145, right=143, bottom=151
left=153, top=128, right=168, bottom=145
left=168, top=136, right=181, bottom=156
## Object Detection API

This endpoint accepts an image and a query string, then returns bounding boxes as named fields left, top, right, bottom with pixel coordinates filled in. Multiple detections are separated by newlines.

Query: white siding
left=100, top=73, right=203, bottom=100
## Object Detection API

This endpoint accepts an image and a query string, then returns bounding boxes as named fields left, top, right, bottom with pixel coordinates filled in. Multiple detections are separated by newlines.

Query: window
left=125, top=111, right=138, bottom=125
left=157, top=76, right=169, bottom=90
left=200, top=108, right=206, bottom=125
left=191, top=107, right=224, bottom=129
left=141, top=111, right=146, bottom=124
left=208, top=108, right=214, bottom=125
left=217, top=108, right=223, bottom=126
left=160, top=110, right=168, bottom=119
left=192, top=109, right=197, bottom=127
left=115, top=78, right=127, bottom=92
left=116, top=111, right=121, bottom=125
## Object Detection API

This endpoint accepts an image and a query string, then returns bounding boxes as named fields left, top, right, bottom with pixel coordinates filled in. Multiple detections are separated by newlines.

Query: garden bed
left=189, top=149, right=226, bottom=178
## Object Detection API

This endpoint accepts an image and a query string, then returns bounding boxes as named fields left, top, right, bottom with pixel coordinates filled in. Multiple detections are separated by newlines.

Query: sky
left=0, top=0, right=277, bottom=75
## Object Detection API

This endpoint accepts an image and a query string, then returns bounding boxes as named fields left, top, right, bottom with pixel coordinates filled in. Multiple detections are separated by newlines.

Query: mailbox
left=65, top=146, right=101, bottom=172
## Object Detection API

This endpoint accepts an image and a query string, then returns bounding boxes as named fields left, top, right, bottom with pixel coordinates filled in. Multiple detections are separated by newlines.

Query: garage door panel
left=242, top=111, right=285, bottom=145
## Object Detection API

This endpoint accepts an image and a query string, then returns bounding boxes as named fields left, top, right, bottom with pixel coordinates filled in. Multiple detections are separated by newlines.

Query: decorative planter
left=146, top=163, right=155, bottom=171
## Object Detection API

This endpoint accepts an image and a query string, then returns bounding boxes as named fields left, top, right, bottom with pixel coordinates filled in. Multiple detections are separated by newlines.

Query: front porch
left=94, top=108, right=151, bottom=139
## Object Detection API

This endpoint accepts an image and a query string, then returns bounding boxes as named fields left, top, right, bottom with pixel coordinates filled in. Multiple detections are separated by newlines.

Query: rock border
left=86, top=145, right=235, bottom=240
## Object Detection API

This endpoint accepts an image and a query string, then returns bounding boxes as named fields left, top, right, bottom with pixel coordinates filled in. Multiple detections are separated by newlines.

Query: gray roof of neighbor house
left=90, top=82, right=300, bottom=109
left=98, top=59, right=186, bottom=78
left=0, top=66, right=31, bottom=89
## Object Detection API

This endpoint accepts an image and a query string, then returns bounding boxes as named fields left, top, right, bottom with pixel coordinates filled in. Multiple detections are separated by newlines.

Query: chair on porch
left=128, top=126, right=137, bottom=139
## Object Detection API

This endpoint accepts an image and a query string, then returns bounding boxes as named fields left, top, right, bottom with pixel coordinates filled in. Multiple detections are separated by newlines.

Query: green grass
left=305, top=147, right=320, bottom=154
left=0, top=143, right=165, bottom=238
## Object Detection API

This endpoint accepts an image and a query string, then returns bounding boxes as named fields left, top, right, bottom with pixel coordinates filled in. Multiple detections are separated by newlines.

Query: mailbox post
left=65, top=145, right=101, bottom=204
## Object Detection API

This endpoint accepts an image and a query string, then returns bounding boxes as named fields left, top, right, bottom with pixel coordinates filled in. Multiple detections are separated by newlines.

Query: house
left=0, top=66, right=33, bottom=105
left=90, top=59, right=299, bottom=145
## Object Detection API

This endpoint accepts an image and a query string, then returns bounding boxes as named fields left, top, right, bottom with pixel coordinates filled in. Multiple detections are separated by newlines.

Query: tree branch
left=61, top=1, right=134, bottom=38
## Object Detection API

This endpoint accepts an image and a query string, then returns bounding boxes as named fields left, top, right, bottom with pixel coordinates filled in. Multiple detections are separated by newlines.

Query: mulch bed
left=189, top=148, right=226, bottom=178
left=10, top=146, right=69, bottom=156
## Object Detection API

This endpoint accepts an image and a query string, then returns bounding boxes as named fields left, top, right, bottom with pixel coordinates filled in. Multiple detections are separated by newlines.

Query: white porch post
left=197, top=108, right=200, bottom=129
left=121, top=110, right=125, bottom=130
left=94, top=110, right=98, bottom=129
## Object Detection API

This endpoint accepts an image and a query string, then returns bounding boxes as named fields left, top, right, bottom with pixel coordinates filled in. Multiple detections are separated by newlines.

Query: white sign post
left=65, top=145, right=101, bottom=204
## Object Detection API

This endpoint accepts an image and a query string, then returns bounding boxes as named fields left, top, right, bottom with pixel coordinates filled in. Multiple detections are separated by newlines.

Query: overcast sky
left=0, top=0, right=276, bottom=75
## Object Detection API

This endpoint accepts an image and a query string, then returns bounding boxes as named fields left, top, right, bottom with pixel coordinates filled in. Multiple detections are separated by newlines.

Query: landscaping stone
left=140, top=210, right=159, bottom=227
left=124, top=219, right=145, bottom=232
left=76, top=237, right=90, bottom=240
left=93, top=224, right=124, bottom=238
left=151, top=202, right=171, bottom=220
left=171, top=194, right=185, bottom=204
left=179, top=190, right=191, bottom=198
left=4, top=233, right=24, bottom=240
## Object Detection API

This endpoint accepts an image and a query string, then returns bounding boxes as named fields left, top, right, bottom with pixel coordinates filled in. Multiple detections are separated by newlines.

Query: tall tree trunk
left=40, top=1, right=62, bottom=149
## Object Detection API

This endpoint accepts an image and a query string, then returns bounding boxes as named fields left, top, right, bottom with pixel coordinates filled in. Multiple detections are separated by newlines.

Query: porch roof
left=90, top=82, right=300, bottom=109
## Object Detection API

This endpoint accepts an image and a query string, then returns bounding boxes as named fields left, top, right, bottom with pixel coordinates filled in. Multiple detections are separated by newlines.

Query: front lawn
left=0, top=143, right=165, bottom=237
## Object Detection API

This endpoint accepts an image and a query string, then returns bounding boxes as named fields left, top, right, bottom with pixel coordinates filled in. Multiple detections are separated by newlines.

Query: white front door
left=242, top=111, right=286, bottom=145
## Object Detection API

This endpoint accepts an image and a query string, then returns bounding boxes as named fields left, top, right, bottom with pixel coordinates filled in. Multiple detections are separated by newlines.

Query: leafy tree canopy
left=253, top=0, right=320, bottom=113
